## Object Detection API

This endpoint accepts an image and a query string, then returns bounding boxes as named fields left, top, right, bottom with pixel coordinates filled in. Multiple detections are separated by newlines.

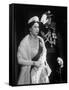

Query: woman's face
left=30, top=22, right=39, bottom=36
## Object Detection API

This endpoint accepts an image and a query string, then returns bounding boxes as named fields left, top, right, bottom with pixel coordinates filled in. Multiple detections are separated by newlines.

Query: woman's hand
left=33, top=61, right=42, bottom=67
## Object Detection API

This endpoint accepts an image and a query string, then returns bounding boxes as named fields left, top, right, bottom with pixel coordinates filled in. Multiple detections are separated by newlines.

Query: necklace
left=29, top=34, right=39, bottom=50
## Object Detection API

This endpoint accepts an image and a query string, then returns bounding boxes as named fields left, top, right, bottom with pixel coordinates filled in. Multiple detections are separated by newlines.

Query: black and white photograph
left=9, top=3, right=67, bottom=86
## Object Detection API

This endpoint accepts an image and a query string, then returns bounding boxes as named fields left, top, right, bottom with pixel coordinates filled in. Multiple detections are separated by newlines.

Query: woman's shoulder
left=22, top=34, right=29, bottom=41
left=19, top=34, right=29, bottom=48
left=38, top=35, right=43, bottom=39
left=37, top=36, right=44, bottom=42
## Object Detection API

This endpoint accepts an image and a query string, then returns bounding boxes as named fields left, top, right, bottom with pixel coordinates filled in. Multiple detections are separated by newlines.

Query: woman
left=17, top=16, right=51, bottom=85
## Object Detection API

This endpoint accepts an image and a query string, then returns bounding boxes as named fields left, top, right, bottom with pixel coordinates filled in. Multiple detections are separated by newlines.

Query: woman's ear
left=29, top=28, right=33, bottom=34
left=29, top=28, right=31, bottom=32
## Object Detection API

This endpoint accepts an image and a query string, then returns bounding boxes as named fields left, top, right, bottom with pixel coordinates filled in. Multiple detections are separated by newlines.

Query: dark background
left=12, top=4, right=67, bottom=85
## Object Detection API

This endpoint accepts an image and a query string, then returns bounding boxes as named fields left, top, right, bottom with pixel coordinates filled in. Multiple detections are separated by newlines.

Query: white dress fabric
left=31, top=36, right=51, bottom=84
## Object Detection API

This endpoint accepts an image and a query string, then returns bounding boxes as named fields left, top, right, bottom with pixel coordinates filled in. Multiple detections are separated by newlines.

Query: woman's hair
left=28, top=21, right=39, bottom=29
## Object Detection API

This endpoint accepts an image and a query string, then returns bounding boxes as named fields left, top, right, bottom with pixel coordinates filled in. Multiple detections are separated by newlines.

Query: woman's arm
left=17, top=51, right=42, bottom=67
left=17, top=38, right=35, bottom=66
left=17, top=50, right=34, bottom=66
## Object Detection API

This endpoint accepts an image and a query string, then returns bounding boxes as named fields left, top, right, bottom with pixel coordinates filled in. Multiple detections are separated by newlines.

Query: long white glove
left=57, top=57, right=64, bottom=68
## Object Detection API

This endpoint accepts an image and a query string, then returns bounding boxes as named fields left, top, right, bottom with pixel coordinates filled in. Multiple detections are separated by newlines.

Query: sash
left=32, top=39, right=43, bottom=61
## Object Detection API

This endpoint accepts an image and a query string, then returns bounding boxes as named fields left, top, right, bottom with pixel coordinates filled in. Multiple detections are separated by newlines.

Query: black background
left=13, top=4, right=67, bottom=85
